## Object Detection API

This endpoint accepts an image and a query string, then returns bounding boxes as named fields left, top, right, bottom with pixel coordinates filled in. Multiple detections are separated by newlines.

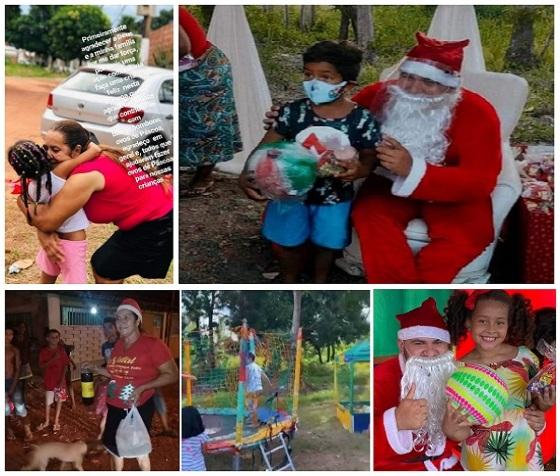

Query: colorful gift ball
left=247, top=142, right=318, bottom=200
left=445, top=363, right=508, bottom=425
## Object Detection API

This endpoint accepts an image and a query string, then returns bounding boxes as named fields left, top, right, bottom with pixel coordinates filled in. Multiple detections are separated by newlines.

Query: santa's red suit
left=351, top=78, right=502, bottom=283
left=374, top=357, right=462, bottom=470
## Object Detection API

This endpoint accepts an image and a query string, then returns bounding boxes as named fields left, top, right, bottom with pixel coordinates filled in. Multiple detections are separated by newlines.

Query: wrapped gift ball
left=445, top=363, right=509, bottom=425
left=247, top=142, right=318, bottom=200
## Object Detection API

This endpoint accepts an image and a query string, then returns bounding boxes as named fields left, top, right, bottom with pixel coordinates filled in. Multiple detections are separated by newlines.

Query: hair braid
left=7, top=140, right=53, bottom=224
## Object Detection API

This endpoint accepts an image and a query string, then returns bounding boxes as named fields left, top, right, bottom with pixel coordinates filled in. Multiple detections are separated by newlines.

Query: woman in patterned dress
left=179, top=7, right=242, bottom=196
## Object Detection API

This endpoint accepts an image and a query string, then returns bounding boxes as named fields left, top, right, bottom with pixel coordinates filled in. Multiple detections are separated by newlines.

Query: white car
left=41, top=63, right=173, bottom=158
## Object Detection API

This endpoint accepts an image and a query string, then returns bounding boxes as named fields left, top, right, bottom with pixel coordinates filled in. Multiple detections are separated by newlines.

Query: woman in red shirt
left=18, top=120, right=173, bottom=283
left=92, top=298, right=178, bottom=471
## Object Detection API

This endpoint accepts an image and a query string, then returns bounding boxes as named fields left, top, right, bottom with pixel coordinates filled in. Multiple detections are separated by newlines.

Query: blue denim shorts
left=262, top=200, right=352, bottom=250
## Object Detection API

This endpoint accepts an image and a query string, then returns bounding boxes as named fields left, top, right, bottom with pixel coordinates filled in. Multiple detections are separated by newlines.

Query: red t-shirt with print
left=39, top=345, right=70, bottom=391
left=106, top=334, right=173, bottom=408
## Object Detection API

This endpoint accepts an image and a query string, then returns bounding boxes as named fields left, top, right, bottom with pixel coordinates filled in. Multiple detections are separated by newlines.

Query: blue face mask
left=303, top=79, right=348, bottom=105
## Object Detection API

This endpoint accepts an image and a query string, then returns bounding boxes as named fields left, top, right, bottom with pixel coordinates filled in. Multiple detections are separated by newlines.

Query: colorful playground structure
left=334, top=340, right=370, bottom=433
left=183, top=319, right=303, bottom=470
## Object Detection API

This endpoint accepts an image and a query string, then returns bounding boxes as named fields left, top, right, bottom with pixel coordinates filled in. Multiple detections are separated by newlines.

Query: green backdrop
left=373, top=290, right=452, bottom=358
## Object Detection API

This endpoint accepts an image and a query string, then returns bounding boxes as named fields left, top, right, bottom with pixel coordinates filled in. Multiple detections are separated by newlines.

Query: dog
left=21, top=440, right=104, bottom=471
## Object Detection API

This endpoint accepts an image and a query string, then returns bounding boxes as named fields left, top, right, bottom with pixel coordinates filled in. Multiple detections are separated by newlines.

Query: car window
left=62, top=69, right=143, bottom=97
left=159, top=79, right=173, bottom=104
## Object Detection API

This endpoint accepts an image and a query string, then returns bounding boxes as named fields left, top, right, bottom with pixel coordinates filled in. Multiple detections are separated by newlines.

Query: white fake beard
left=400, top=351, right=457, bottom=454
left=381, top=85, right=461, bottom=166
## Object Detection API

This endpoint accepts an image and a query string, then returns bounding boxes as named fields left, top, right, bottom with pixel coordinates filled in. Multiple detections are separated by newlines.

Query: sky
left=20, top=5, right=172, bottom=26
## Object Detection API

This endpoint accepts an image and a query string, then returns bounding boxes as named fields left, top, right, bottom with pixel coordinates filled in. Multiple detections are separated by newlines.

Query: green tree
left=505, top=6, right=539, bottom=70
left=221, top=290, right=294, bottom=332
left=151, top=8, right=173, bottom=30
left=182, top=290, right=229, bottom=368
left=336, top=6, right=357, bottom=41
left=301, top=291, right=369, bottom=363
left=221, top=290, right=370, bottom=362
left=5, top=5, right=21, bottom=35
left=198, top=6, right=215, bottom=29
left=119, top=14, right=142, bottom=34
left=7, top=6, right=61, bottom=64
left=48, top=6, right=111, bottom=63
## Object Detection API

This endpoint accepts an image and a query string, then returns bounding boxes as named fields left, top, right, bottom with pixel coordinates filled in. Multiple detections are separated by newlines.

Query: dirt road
left=5, top=77, right=60, bottom=148
left=6, top=381, right=179, bottom=471
left=179, top=172, right=364, bottom=284
left=5, top=76, right=172, bottom=284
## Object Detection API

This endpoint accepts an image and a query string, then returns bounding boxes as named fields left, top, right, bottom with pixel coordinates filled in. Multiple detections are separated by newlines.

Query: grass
left=5, top=61, right=67, bottom=78
left=186, top=341, right=371, bottom=470
left=188, top=342, right=370, bottom=408
left=202, top=398, right=370, bottom=471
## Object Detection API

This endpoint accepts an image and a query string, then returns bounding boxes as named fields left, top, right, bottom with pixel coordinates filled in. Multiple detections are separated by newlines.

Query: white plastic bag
left=116, top=405, right=152, bottom=458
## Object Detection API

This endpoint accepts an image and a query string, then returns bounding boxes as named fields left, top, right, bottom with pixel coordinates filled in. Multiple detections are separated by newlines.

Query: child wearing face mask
left=240, top=40, right=380, bottom=283
left=7, top=140, right=99, bottom=283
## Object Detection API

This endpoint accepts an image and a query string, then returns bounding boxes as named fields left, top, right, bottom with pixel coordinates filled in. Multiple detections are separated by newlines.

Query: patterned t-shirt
left=274, top=98, right=380, bottom=204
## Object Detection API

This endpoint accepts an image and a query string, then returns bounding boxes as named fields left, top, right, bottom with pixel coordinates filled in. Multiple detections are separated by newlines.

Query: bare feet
left=36, top=422, right=49, bottom=432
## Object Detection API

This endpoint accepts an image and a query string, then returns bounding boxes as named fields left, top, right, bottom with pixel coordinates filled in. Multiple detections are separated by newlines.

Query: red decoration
left=519, top=198, right=554, bottom=283
left=464, top=290, right=491, bottom=310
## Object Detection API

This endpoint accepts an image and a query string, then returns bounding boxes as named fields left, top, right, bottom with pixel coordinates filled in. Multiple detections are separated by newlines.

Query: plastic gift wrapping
left=296, top=126, right=357, bottom=177
left=246, top=141, right=318, bottom=200
left=527, top=339, right=556, bottom=394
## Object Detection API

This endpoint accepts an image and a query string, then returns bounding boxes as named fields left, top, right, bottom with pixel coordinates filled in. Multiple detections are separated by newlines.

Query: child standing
left=60, top=340, right=77, bottom=410
left=181, top=406, right=209, bottom=471
left=246, top=352, right=272, bottom=427
left=37, top=329, right=70, bottom=432
left=444, top=290, right=553, bottom=470
left=239, top=40, right=380, bottom=283
left=5, top=327, right=33, bottom=441
left=7, top=140, right=100, bottom=283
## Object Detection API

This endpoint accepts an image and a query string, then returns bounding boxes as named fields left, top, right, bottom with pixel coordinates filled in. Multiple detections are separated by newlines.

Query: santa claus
left=374, top=298, right=462, bottom=471
left=351, top=32, right=502, bottom=283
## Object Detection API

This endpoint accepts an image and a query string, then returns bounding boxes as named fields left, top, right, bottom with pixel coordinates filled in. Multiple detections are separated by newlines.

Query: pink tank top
left=71, top=155, right=173, bottom=230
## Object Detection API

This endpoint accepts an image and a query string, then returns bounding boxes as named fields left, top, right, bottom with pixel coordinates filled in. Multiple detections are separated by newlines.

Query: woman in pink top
left=18, top=120, right=173, bottom=283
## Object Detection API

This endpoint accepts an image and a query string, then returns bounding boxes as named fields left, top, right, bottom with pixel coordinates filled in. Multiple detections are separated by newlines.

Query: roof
left=343, top=340, right=370, bottom=363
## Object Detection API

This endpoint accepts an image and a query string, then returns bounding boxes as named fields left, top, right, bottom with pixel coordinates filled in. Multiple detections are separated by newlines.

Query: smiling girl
left=444, top=290, right=554, bottom=471
left=8, top=139, right=100, bottom=283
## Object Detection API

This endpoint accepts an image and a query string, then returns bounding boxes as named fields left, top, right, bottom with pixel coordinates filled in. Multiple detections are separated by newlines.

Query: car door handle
left=165, top=114, right=173, bottom=120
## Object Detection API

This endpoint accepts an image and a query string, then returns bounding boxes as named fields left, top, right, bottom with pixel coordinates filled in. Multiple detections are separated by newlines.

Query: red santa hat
left=399, top=32, right=470, bottom=89
left=397, top=297, right=450, bottom=343
left=116, top=298, right=142, bottom=323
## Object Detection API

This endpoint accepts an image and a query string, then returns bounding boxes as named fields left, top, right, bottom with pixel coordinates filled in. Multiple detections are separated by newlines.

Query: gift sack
left=246, top=142, right=318, bottom=200
left=116, top=406, right=152, bottom=457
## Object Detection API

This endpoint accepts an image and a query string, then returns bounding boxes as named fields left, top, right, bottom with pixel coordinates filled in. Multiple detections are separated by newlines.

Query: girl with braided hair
left=8, top=139, right=100, bottom=283
left=443, top=290, right=554, bottom=470
left=17, top=120, right=173, bottom=283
